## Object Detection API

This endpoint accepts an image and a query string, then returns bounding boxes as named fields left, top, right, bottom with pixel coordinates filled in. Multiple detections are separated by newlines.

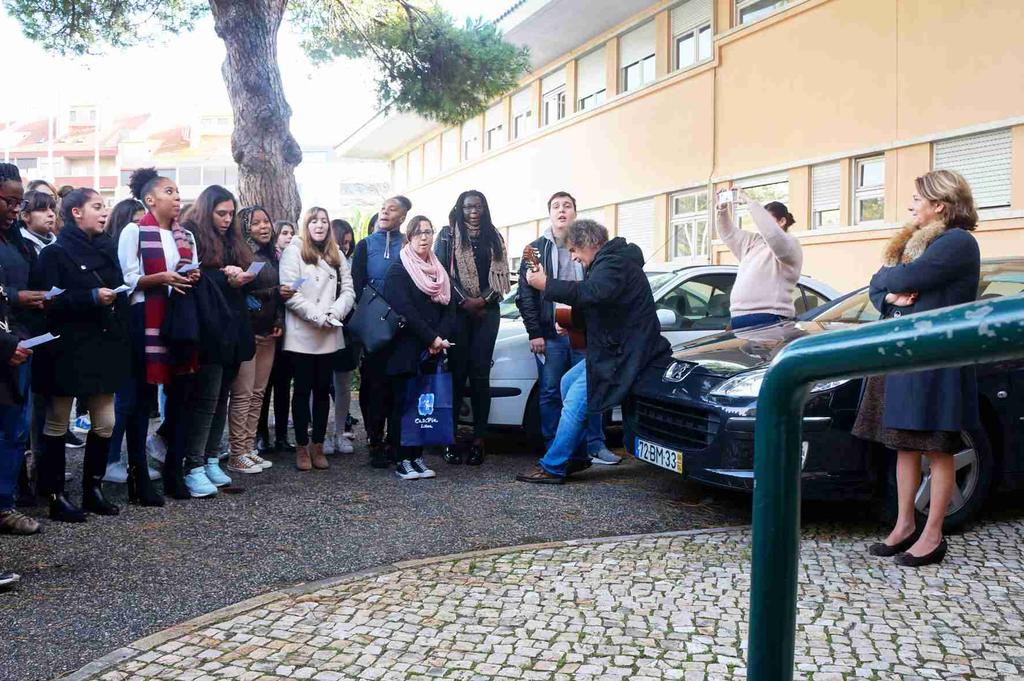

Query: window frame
left=675, top=23, right=712, bottom=71
left=669, top=188, right=711, bottom=261
left=853, top=155, right=885, bottom=225
left=621, top=54, right=657, bottom=93
left=736, top=0, right=789, bottom=26
left=542, top=87, right=567, bottom=126
left=485, top=124, right=504, bottom=151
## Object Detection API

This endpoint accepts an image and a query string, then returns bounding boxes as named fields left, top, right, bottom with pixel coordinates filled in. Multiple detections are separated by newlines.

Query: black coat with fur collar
left=868, top=222, right=980, bottom=432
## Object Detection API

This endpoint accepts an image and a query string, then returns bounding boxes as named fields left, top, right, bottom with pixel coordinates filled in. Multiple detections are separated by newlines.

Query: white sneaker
left=342, top=430, right=356, bottom=440
left=334, top=436, right=354, bottom=454
left=146, top=433, right=167, bottom=464
left=394, top=459, right=420, bottom=480
left=227, top=454, right=263, bottom=474
left=248, top=450, right=272, bottom=470
left=410, top=457, right=435, bottom=479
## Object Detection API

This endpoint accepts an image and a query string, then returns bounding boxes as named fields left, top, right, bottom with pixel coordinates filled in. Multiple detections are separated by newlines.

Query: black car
left=623, top=258, right=1024, bottom=530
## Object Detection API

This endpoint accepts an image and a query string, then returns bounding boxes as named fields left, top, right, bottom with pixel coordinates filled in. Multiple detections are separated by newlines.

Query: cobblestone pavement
left=73, top=519, right=1024, bottom=681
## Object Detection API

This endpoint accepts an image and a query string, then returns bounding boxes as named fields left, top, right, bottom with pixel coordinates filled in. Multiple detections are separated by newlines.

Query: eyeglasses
left=411, top=229, right=435, bottom=238
left=0, top=196, right=21, bottom=209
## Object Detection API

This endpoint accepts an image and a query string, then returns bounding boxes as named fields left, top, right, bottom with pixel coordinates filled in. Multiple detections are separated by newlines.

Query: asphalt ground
left=0, top=421, right=753, bottom=681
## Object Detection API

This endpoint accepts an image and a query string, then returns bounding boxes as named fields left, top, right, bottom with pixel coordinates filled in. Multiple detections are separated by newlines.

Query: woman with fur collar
left=853, top=169, right=981, bottom=567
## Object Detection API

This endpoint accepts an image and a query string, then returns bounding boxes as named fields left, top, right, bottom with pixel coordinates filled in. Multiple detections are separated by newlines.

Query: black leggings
left=289, top=352, right=332, bottom=446
left=259, top=339, right=292, bottom=441
left=359, top=350, right=393, bottom=446
left=388, top=373, right=420, bottom=462
left=450, top=305, right=500, bottom=439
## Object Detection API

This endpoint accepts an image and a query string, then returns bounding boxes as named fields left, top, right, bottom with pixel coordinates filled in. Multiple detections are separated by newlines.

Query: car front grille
left=635, top=398, right=720, bottom=449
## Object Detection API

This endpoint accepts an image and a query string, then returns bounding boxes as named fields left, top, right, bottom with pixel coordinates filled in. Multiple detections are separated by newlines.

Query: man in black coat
left=516, top=220, right=671, bottom=484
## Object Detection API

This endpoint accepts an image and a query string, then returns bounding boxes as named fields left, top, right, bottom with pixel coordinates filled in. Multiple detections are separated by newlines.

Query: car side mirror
left=657, top=308, right=679, bottom=330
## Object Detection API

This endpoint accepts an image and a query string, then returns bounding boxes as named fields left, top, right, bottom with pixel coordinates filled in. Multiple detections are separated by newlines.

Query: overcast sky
left=0, top=0, right=508, bottom=148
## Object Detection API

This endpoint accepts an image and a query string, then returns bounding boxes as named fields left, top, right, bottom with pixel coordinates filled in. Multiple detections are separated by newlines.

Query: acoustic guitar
left=522, top=245, right=587, bottom=350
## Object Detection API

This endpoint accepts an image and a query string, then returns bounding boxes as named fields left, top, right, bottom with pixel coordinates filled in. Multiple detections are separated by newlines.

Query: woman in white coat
left=278, top=206, right=355, bottom=471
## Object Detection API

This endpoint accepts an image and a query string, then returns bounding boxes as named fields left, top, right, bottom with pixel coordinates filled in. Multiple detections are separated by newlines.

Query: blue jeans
left=536, top=335, right=603, bottom=455
left=538, top=360, right=590, bottom=477
left=730, top=313, right=784, bottom=330
left=0, top=365, right=31, bottom=511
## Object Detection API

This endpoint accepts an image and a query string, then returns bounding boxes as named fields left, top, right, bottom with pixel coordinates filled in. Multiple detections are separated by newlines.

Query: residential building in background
left=337, top=0, right=1024, bottom=292
left=2, top=108, right=387, bottom=224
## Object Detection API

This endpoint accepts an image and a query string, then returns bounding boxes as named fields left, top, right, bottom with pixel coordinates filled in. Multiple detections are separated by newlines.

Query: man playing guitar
left=516, top=218, right=671, bottom=484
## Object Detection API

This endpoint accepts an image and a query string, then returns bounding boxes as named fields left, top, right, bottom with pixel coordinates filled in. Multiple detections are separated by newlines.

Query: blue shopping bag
left=400, top=354, right=454, bottom=447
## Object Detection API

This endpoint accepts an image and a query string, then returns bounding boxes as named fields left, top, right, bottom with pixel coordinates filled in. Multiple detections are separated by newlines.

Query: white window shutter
left=671, top=0, right=713, bottom=36
left=485, top=103, right=504, bottom=130
left=576, top=49, right=606, bottom=100
left=620, top=21, right=656, bottom=67
left=617, top=198, right=657, bottom=261
left=811, top=162, right=841, bottom=213
left=934, top=128, right=1012, bottom=209
left=541, top=68, right=567, bottom=95
left=576, top=207, right=605, bottom=223
left=511, top=87, right=532, bottom=114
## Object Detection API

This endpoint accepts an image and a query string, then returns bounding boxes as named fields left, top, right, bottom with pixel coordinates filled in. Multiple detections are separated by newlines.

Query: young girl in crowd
left=330, top=218, right=357, bottom=454
left=226, top=206, right=285, bottom=474
left=32, top=188, right=131, bottom=521
left=256, top=220, right=297, bottom=453
left=351, top=196, right=409, bottom=468
left=384, top=216, right=453, bottom=480
left=279, top=207, right=355, bottom=471
left=18, top=191, right=57, bottom=256
left=435, top=190, right=510, bottom=466
left=118, top=168, right=200, bottom=504
left=181, top=185, right=256, bottom=495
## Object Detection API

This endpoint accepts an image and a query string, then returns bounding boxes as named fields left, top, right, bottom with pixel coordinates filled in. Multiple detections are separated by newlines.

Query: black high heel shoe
left=868, top=530, right=919, bottom=557
left=895, top=539, right=948, bottom=568
left=442, top=446, right=463, bottom=465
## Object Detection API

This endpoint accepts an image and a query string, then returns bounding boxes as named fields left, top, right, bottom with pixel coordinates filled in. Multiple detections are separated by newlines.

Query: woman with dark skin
left=434, top=190, right=510, bottom=465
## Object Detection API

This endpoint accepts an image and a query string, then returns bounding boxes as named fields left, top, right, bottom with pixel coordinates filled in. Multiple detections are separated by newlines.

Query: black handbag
left=348, top=285, right=402, bottom=354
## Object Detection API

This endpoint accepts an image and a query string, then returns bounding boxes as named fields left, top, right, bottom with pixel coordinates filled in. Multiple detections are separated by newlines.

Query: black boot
left=274, top=436, right=296, bottom=454
left=127, top=442, right=164, bottom=508
left=82, top=433, right=120, bottom=516
left=368, top=441, right=389, bottom=469
left=162, top=449, right=190, bottom=500
left=442, top=445, right=463, bottom=465
left=40, top=434, right=86, bottom=522
left=465, top=442, right=485, bottom=466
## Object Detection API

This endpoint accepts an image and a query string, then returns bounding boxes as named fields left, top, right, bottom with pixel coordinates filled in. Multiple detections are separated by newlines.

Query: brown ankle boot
left=295, top=445, right=312, bottom=471
left=311, top=443, right=329, bottom=470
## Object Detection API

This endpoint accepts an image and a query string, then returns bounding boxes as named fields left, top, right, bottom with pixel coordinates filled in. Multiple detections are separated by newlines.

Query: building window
left=620, top=21, right=656, bottom=93
left=853, top=156, right=885, bottom=224
left=672, top=0, right=713, bottom=71
left=810, top=162, right=841, bottom=229
left=203, top=166, right=227, bottom=185
left=441, top=128, right=459, bottom=170
left=576, top=49, right=606, bottom=113
left=462, top=119, right=480, bottom=161
left=671, top=189, right=710, bottom=260
left=541, top=69, right=567, bottom=126
left=934, top=128, right=1012, bottom=209
left=510, top=87, right=533, bottom=140
left=14, top=157, right=37, bottom=172
left=484, top=102, right=505, bottom=152
left=179, top=167, right=202, bottom=185
left=736, top=174, right=789, bottom=230
left=736, top=0, right=789, bottom=25
left=157, top=168, right=177, bottom=182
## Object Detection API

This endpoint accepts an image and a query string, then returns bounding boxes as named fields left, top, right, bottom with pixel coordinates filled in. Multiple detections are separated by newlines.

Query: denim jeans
left=730, top=313, right=784, bottom=330
left=538, top=360, right=590, bottom=477
left=0, top=364, right=31, bottom=511
left=536, top=335, right=604, bottom=455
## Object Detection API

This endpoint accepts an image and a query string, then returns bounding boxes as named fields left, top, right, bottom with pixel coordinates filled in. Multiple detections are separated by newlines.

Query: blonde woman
left=854, top=169, right=981, bottom=567
left=279, top=207, right=355, bottom=471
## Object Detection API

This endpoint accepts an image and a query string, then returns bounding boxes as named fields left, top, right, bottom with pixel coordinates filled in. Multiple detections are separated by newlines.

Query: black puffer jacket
left=0, top=269, right=22, bottom=405
left=543, top=237, right=671, bottom=413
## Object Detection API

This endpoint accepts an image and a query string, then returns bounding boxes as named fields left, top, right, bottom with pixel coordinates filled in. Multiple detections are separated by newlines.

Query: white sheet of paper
left=291, top=277, right=307, bottom=289
left=176, top=262, right=199, bottom=274
left=112, top=284, right=132, bottom=294
left=246, top=261, right=265, bottom=276
left=44, top=287, right=65, bottom=300
left=19, top=333, right=60, bottom=349
left=326, top=318, right=343, bottom=327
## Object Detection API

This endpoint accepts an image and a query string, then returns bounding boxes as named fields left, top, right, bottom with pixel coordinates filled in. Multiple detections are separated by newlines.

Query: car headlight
left=710, top=369, right=850, bottom=399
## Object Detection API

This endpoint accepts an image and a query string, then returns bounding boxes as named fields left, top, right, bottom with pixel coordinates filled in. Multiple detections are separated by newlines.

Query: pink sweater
left=716, top=201, right=803, bottom=318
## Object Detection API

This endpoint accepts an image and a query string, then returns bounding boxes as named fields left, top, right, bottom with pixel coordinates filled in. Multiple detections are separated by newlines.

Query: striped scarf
left=138, top=211, right=198, bottom=383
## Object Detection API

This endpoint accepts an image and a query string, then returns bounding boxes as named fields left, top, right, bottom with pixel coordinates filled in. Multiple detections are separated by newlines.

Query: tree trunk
left=209, top=0, right=302, bottom=224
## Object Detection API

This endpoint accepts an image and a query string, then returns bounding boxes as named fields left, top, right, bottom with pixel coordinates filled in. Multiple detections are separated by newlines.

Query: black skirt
left=852, top=375, right=964, bottom=454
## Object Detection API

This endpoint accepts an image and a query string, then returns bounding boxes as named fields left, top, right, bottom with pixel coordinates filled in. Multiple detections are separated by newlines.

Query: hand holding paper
left=246, top=261, right=265, bottom=276
left=19, top=333, right=60, bottom=349
left=112, top=284, right=132, bottom=294
left=43, top=287, right=64, bottom=301
left=176, top=262, right=200, bottom=274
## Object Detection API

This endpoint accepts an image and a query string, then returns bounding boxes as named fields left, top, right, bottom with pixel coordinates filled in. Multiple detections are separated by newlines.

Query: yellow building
left=338, top=0, right=1024, bottom=293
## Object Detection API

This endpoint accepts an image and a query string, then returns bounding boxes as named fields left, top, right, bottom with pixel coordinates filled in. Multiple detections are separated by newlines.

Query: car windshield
left=500, top=270, right=678, bottom=320
left=812, top=261, right=1024, bottom=324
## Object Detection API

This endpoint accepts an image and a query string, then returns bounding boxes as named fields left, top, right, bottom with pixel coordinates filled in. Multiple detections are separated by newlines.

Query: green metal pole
left=747, top=294, right=1024, bottom=680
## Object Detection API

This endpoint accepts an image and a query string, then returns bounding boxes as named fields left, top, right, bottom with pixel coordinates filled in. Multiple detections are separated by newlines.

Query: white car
left=464, top=265, right=841, bottom=435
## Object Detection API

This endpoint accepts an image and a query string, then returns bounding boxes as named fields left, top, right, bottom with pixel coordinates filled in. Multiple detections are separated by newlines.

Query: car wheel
left=882, top=428, right=994, bottom=533
left=523, top=386, right=541, bottom=440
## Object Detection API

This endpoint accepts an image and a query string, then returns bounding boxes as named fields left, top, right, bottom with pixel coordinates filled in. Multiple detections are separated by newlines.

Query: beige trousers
left=228, top=335, right=277, bottom=457
left=44, top=394, right=115, bottom=438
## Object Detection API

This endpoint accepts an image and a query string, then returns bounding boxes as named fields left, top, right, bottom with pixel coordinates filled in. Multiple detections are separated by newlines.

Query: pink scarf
left=400, top=242, right=451, bottom=305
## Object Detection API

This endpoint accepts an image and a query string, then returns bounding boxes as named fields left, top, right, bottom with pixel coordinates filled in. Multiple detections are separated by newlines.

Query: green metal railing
left=747, top=294, right=1024, bottom=680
